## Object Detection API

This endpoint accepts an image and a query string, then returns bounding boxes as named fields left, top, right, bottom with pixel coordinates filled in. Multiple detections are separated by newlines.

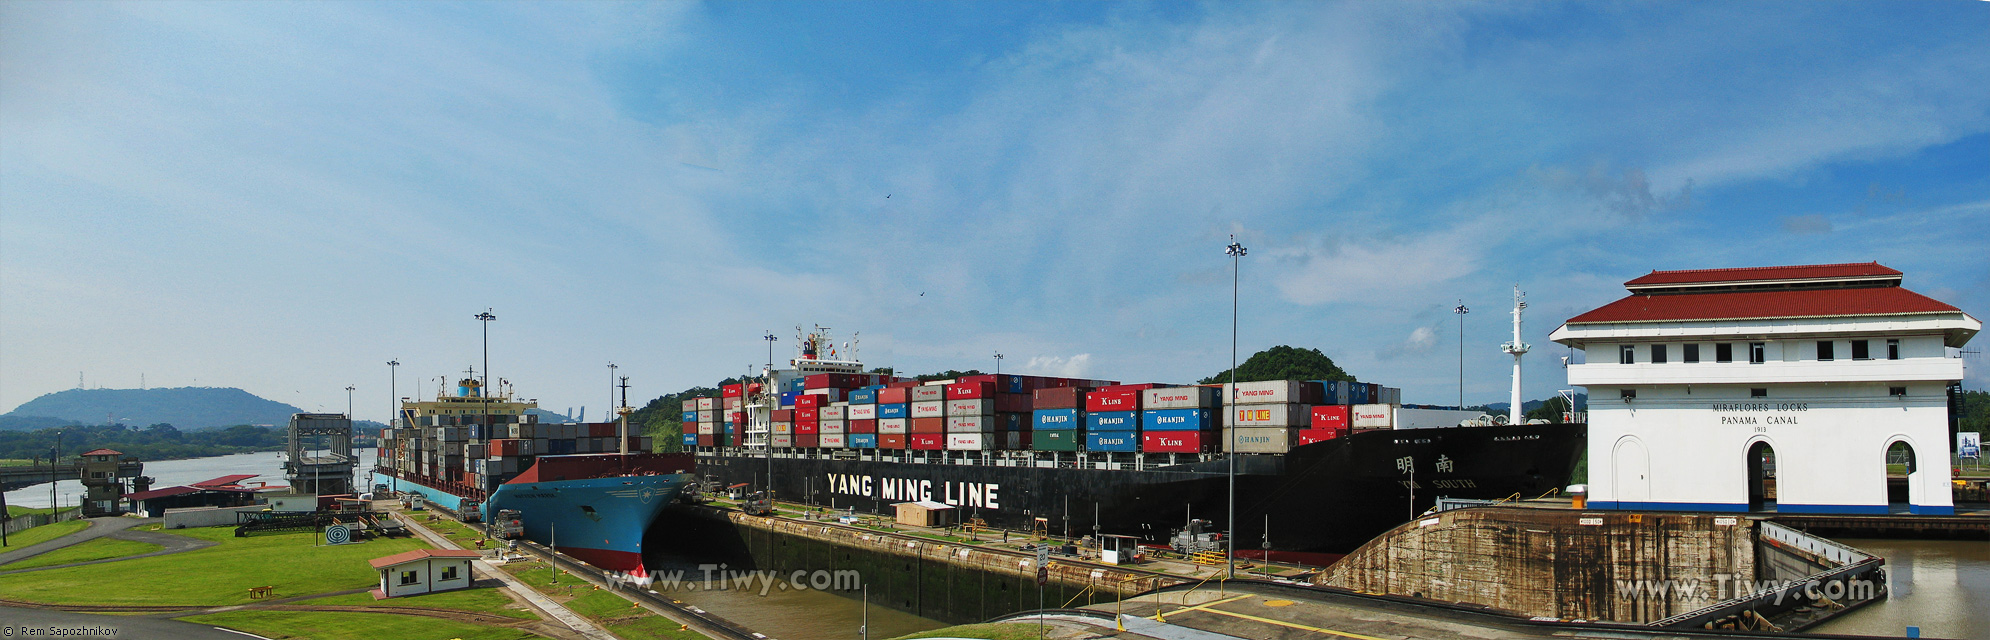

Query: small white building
left=1550, top=262, right=1978, bottom=515
left=370, top=549, right=482, bottom=598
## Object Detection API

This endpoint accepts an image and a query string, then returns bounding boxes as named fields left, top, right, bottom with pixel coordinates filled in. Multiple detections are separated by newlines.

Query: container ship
left=686, top=327, right=1586, bottom=561
left=372, top=376, right=694, bottom=582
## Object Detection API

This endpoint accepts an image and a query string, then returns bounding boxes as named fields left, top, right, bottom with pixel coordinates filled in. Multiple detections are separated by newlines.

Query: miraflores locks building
left=1550, top=263, right=1979, bottom=515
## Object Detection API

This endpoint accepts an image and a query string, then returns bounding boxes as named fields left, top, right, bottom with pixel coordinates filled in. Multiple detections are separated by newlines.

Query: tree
left=1197, top=346, right=1355, bottom=385
left=1525, top=396, right=1570, bottom=423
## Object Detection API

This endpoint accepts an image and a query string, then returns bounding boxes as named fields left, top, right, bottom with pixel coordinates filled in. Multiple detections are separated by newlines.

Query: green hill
left=4, top=387, right=306, bottom=430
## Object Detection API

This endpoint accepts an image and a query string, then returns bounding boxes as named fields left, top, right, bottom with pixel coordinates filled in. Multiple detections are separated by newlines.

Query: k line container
left=1033, top=429, right=1080, bottom=451
left=1143, top=386, right=1220, bottom=410
left=1086, top=411, right=1138, bottom=431
left=946, top=382, right=995, bottom=400
left=1225, top=404, right=1310, bottom=427
left=909, top=433, right=944, bottom=450
left=1142, top=431, right=1215, bottom=453
left=1085, top=390, right=1141, bottom=412
left=1311, top=405, right=1350, bottom=429
left=1226, top=427, right=1298, bottom=453
left=1297, top=427, right=1347, bottom=445
left=1086, top=431, right=1139, bottom=453
left=1143, top=408, right=1215, bottom=431
left=1033, top=409, right=1081, bottom=431
left=1352, top=404, right=1394, bottom=429
left=796, top=395, right=825, bottom=409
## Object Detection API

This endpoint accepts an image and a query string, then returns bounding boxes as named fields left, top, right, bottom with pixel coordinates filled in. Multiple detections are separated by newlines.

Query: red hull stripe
left=556, top=546, right=648, bottom=577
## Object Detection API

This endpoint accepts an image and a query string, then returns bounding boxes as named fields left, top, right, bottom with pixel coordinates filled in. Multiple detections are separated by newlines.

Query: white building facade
left=1550, top=263, right=1978, bottom=515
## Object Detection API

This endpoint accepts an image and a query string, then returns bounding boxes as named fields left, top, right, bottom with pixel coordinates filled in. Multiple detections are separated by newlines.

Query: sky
left=3, top=1, right=1987, bottom=422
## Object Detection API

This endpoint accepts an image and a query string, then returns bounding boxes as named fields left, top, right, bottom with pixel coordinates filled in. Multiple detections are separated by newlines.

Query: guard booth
left=369, top=549, right=481, bottom=598
left=1098, top=534, right=1144, bottom=565
left=893, top=500, right=955, bottom=527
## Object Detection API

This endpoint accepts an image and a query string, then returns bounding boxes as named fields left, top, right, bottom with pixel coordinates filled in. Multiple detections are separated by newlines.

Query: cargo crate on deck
left=1033, top=429, right=1081, bottom=451
left=1227, top=427, right=1298, bottom=453
left=1033, top=409, right=1081, bottom=431
left=1031, top=387, right=1086, bottom=410
left=1085, top=390, right=1141, bottom=412
left=1086, top=411, right=1137, bottom=431
left=1143, top=408, right=1215, bottom=431
left=1142, top=431, right=1215, bottom=453
left=1086, top=431, right=1139, bottom=452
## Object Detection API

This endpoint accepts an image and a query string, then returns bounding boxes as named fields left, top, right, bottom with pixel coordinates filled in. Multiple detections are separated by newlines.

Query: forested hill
left=4, top=387, right=307, bottom=430
left=1197, top=346, right=1356, bottom=384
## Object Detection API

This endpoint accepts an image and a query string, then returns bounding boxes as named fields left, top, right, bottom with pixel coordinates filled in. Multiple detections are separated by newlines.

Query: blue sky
left=3, top=1, right=1986, bottom=422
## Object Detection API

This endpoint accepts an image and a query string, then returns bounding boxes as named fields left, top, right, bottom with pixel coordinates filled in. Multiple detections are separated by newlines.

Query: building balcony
left=1567, top=358, right=1964, bottom=387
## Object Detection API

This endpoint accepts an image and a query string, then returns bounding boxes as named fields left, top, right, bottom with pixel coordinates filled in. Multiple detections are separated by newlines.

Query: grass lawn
left=181, top=610, right=538, bottom=640
left=1, top=520, right=89, bottom=548
left=6, top=505, right=80, bottom=517
left=419, top=515, right=492, bottom=548
left=0, top=537, right=161, bottom=570
left=499, top=558, right=698, bottom=638
left=889, top=623, right=1043, bottom=640
left=303, top=588, right=538, bottom=620
left=0, top=526, right=428, bottom=606
left=605, top=615, right=708, bottom=640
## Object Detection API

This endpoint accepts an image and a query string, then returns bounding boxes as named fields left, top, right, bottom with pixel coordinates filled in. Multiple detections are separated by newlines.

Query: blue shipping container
left=1350, top=384, right=1369, bottom=404
left=851, top=433, right=878, bottom=449
left=681, top=410, right=699, bottom=422
left=1087, top=430, right=1140, bottom=452
left=1034, top=409, right=1081, bottom=430
left=781, top=391, right=801, bottom=407
left=848, top=388, right=879, bottom=405
left=1143, top=408, right=1214, bottom=431
left=1000, top=375, right=1025, bottom=394
left=877, top=403, right=909, bottom=419
left=1087, top=411, right=1138, bottom=431
left=682, top=434, right=698, bottom=447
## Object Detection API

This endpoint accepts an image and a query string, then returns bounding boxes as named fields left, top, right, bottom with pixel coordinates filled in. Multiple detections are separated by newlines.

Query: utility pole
left=1455, top=301, right=1469, bottom=408
left=388, top=360, right=399, bottom=493
left=994, top=353, right=1004, bottom=376
left=607, top=363, right=618, bottom=424
left=476, top=309, right=497, bottom=437
left=51, top=430, right=63, bottom=515
left=1224, top=235, right=1247, bottom=580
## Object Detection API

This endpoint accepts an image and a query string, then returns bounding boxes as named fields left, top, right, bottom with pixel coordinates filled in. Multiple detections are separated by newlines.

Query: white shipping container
left=946, top=415, right=996, bottom=433
left=946, top=432, right=993, bottom=451
left=1226, top=427, right=1298, bottom=453
left=1224, top=403, right=1311, bottom=427
left=1143, top=386, right=1220, bottom=409
left=911, top=401, right=945, bottom=418
left=696, top=410, right=716, bottom=423
left=682, top=399, right=699, bottom=412
left=878, top=418, right=909, bottom=434
left=770, top=434, right=794, bottom=449
left=846, top=404, right=878, bottom=420
left=1352, top=404, right=1394, bottom=429
left=1395, top=407, right=1484, bottom=429
left=821, top=405, right=846, bottom=420
left=802, top=388, right=846, bottom=402
left=772, top=422, right=793, bottom=434
left=945, top=399, right=993, bottom=416
left=819, top=421, right=846, bottom=435
left=910, top=386, right=946, bottom=402
left=696, top=397, right=718, bottom=411
left=820, top=433, right=848, bottom=448
left=1223, top=381, right=1313, bottom=405
left=696, top=422, right=716, bottom=435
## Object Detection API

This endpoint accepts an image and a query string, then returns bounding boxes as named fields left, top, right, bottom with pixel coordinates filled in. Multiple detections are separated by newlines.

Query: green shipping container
left=1033, top=429, right=1081, bottom=452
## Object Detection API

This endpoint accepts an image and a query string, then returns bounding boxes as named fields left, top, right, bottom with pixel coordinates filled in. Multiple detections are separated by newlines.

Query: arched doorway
left=1885, top=440, right=1917, bottom=513
left=1612, top=438, right=1649, bottom=506
left=1747, top=441, right=1777, bottom=512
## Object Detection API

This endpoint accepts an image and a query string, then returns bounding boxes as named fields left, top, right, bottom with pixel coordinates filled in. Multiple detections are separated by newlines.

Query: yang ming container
left=1142, top=386, right=1219, bottom=409
left=1352, top=404, right=1394, bottom=429
left=1223, top=380, right=1324, bottom=405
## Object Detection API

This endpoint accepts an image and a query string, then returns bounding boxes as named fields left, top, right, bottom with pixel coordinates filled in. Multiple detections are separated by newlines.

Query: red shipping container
left=910, top=417, right=945, bottom=433
left=697, top=435, right=715, bottom=447
left=796, top=395, right=825, bottom=409
left=729, top=411, right=744, bottom=425
left=848, top=419, right=878, bottom=434
left=994, top=393, right=1032, bottom=413
left=886, top=380, right=921, bottom=389
left=722, top=383, right=744, bottom=398
left=909, top=433, right=944, bottom=450
left=803, top=374, right=830, bottom=390
left=797, top=423, right=819, bottom=435
left=772, top=409, right=795, bottom=421
left=1097, top=383, right=1164, bottom=393
left=797, top=434, right=820, bottom=448
left=1142, top=431, right=1213, bottom=453
left=796, top=408, right=819, bottom=421
left=1032, top=387, right=1086, bottom=410
left=879, top=434, right=908, bottom=449
left=946, top=382, right=995, bottom=399
left=1311, top=405, right=1350, bottom=429
left=1297, top=427, right=1346, bottom=445
left=1085, top=389, right=1142, bottom=412
left=878, top=387, right=911, bottom=404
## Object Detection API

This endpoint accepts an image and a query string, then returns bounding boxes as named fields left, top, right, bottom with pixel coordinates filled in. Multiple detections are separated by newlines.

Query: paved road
left=0, top=605, right=270, bottom=640
left=0, top=517, right=144, bottom=566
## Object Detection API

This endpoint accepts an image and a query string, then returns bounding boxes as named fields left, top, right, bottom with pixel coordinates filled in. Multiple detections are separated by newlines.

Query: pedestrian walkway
left=0, top=517, right=142, bottom=566
left=0, top=523, right=218, bottom=575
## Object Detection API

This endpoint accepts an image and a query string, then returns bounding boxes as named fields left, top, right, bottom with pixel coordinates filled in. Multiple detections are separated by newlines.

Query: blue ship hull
left=370, top=469, right=688, bottom=581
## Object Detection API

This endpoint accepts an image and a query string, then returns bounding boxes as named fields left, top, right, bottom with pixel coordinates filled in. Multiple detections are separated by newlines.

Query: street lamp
left=993, top=353, right=1004, bottom=376
left=476, top=309, right=497, bottom=431
left=1454, top=301, right=1469, bottom=408
left=1224, top=235, right=1247, bottom=580
left=388, top=360, right=399, bottom=494
left=764, top=331, right=778, bottom=490
left=346, top=385, right=356, bottom=420
left=607, top=363, right=618, bottom=422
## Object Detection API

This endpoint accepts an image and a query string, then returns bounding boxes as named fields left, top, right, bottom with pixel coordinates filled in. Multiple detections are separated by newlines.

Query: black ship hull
left=692, top=422, right=1584, bottom=556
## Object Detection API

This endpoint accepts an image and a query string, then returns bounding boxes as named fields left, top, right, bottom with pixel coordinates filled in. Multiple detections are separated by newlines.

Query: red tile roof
left=369, top=548, right=483, bottom=569
left=1625, top=262, right=1899, bottom=287
left=80, top=449, right=123, bottom=456
left=125, top=486, right=201, bottom=501
left=193, top=474, right=259, bottom=488
left=1566, top=286, right=1961, bottom=324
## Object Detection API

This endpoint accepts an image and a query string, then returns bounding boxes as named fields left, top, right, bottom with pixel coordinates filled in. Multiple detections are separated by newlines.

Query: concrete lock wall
left=1318, top=507, right=1755, bottom=624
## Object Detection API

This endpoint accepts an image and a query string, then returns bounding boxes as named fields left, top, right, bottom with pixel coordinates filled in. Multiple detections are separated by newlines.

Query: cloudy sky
left=4, top=1, right=1987, bottom=421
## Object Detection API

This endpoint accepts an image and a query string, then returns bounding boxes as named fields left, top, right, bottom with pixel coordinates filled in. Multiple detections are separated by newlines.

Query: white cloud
left=1377, top=326, right=1440, bottom=360
left=1024, top=354, right=1093, bottom=378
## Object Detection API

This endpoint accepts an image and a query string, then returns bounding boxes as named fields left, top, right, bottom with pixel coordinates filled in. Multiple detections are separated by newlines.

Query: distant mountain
left=527, top=408, right=576, bottom=424
left=3, top=387, right=307, bottom=430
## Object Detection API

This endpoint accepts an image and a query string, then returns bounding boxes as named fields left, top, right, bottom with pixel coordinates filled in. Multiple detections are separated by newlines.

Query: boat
left=372, top=375, right=694, bottom=583
left=683, top=325, right=1586, bottom=564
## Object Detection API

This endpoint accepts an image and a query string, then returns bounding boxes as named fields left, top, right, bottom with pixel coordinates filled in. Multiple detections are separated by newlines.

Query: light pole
left=346, top=385, right=356, bottom=420
left=764, top=332, right=778, bottom=483
left=994, top=353, right=1004, bottom=376
left=388, top=360, right=399, bottom=494
left=476, top=309, right=496, bottom=432
left=1224, top=235, right=1247, bottom=580
left=1454, top=301, right=1469, bottom=408
left=607, top=363, right=618, bottom=424
left=51, top=430, right=63, bottom=514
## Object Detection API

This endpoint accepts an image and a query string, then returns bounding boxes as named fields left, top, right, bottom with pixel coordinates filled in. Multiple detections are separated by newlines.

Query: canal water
left=4, top=449, right=335, bottom=510
left=1808, top=538, right=1989, bottom=639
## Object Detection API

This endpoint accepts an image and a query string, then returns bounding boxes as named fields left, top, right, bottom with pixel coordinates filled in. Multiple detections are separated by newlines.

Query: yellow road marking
left=1160, top=598, right=1391, bottom=640
left=1153, top=594, right=1251, bottom=621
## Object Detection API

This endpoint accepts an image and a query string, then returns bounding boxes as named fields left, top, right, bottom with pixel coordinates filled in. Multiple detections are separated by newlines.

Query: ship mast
left=1500, top=286, right=1530, bottom=426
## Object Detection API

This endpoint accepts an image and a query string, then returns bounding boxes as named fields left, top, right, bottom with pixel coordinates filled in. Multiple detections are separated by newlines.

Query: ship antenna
left=1500, top=285, right=1530, bottom=426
